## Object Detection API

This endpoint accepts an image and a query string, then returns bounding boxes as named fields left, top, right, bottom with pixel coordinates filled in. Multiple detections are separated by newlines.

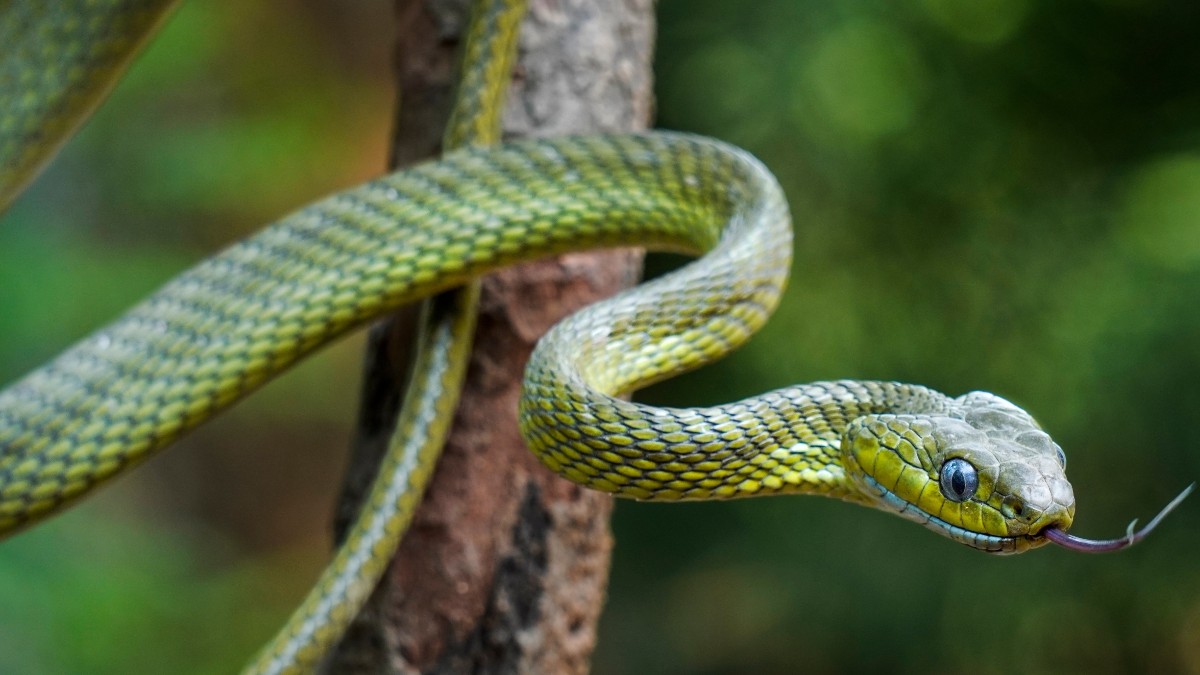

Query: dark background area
left=0, top=1, right=1197, bottom=673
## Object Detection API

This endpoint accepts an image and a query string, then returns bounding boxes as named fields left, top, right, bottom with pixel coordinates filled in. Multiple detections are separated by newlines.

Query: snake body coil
left=1, top=0, right=1190, bottom=673
left=0, top=133, right=794, bottom=530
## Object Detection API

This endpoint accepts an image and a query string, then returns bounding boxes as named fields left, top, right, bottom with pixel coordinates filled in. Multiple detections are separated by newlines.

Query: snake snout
left=942, top=394, right=1080, bottom=539
left=984, top=427, right=1076, bottom=539
left=1024, top=502, right=1075, bottom=538
left=998, top=470, right=1076, bottom=538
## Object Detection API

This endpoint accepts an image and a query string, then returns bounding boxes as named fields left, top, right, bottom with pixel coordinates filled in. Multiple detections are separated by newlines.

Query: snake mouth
left=858, top=476, right=1194, bottom=555
left=858, top=474, right=1038, bottom=554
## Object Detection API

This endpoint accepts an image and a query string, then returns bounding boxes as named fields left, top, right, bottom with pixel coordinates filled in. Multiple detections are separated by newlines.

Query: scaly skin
left=0, top=131, right=1076, bottom=544
left=244, top=0, right=527, bottom=670
left=0, top=0, right=177, bottom=209
left=0, top=0, right=1091, bottom=672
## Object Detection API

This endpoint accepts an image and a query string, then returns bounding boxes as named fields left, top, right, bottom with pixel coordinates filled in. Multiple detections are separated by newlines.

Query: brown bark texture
left=329, top=0, right=655, bottom=672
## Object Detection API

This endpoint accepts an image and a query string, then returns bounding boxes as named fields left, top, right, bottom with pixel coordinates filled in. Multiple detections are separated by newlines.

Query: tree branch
left=329, top=0, right=654, bottom=671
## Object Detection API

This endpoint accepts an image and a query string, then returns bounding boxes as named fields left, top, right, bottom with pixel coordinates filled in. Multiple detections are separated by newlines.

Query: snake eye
left=1056, top=447, right=1067, bottom=469
left=939, top=458, right=978, bottom=503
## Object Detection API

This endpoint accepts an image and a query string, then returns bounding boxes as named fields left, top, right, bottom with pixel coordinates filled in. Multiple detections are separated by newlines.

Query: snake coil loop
left=0, top=0, right=1190, bottom=672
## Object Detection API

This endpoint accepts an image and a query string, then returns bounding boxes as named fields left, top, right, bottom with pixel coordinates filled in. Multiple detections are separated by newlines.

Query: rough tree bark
left=329, top=1, right=654, bottom=672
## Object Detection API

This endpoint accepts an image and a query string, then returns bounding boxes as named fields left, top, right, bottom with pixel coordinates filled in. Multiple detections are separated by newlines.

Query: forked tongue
left=1042, top=483, right=1194, bottom=553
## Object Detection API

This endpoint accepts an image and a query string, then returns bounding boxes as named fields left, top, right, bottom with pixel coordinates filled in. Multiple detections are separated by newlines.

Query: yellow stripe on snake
left=0, top=0, right=1191, bottom=673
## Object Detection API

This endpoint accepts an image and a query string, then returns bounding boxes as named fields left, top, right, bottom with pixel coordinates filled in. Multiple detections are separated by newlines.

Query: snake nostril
left=1001, top=496, right=1025, bottom=519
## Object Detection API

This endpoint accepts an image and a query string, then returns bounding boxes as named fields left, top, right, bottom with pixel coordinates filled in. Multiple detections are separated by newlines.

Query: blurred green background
left=1, top=0, right=1198, bottom=673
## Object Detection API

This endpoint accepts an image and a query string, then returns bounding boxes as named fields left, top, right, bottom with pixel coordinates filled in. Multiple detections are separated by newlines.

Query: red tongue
left=1041, top=483, right=1194, bottom=553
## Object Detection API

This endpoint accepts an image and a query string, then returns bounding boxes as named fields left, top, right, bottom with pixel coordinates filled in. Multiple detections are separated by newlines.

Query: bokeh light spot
left=920, top=0, right=1031, bottom=45
left=800, top=20, right=927, bottom=143
left=1119, top=154, right=1200, bottom=269
left=662, top=40, right=775, bottom=144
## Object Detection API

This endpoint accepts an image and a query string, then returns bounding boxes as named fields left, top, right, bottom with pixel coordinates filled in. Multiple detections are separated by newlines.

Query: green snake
left=0, top=0, right=1191, bottom=672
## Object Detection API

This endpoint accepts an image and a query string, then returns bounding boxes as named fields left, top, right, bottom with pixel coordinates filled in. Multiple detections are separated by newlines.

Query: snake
left=0, top=0, right=1192, bottom=672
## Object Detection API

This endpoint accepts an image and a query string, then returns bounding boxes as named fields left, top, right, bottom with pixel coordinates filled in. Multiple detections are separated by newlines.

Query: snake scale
left=0, top=0, right=1190, bottom=672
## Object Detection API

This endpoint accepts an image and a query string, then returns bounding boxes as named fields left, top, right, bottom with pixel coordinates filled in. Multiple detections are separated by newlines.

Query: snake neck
left=521, top=331, right=954, bottom=501
left=731, top=381, right=954, bottom=500
left=509, top=151, right=953, bottom=503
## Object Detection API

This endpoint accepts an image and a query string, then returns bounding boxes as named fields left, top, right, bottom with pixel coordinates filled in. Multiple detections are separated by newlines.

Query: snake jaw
left=853, top=472, right=1039, bottom=553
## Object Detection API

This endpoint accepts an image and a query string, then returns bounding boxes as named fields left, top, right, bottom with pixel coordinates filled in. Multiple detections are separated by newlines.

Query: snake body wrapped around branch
left=0, top=0, right=1191, bottom=672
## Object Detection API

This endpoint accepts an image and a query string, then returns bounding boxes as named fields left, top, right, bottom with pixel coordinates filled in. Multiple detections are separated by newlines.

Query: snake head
left=839, top=391, right=1075, bottom=554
